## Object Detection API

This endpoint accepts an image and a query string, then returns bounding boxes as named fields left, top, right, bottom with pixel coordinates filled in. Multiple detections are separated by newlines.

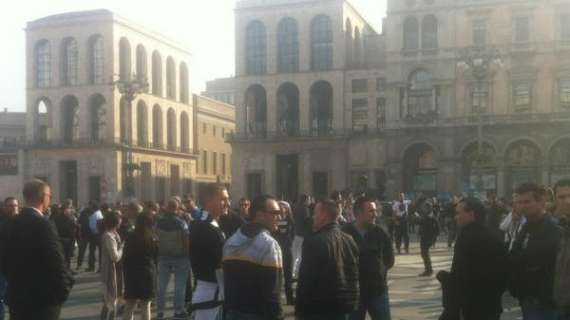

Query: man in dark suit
left=1, top=179, right=74, bottom=320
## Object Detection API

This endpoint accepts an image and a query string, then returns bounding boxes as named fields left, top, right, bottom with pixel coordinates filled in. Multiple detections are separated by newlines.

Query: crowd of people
left=0, top=178, right=569, bottom=320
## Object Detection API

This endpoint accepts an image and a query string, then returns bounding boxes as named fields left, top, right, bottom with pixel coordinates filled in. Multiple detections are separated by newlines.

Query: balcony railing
left=25, top=137, right=198, bottom=155
left=229, top=128, right=352, bottom=141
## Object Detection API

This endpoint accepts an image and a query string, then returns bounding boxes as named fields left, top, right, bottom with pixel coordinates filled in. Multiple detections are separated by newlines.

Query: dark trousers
left=296, top=314, right=350, bottom=320
left=282, top=246, right=293, bottom=301
left=61, top=239, right=74, bottom=269
left=394, top=226, right=409, bottom=253
left=350, top=293, right=391, bottom=320
left=0, top=274, right=6, bottom=320
left=88, top=233, right=101, bottom=270
left=10, top=305, right=61, bottom=320
left=77, top=237, right=89, bottom=268
left=420, top=241, right=432, bottom=273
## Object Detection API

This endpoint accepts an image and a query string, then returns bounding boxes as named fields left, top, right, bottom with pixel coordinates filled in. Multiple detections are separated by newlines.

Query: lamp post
left=114, top=73, right=149, bottom=199
left=457, top=46, right=502, bottom=196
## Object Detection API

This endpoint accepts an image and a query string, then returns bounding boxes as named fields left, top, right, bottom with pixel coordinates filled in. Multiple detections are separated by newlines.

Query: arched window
left=311, top=15, right=333, bottom=71
left=180, top=111, right=190, bottom=152
left=152, top=105, right=163, bottom=148
left=88, top=35, right=104, bottom=84
left=403, top=16, right=419, bottom=50
left=166, top=57, right=176, bottom=100
left=310, top=81, right=333, bottom=135
left=120, top=97, right=132, bottom=143
left=277, top=83, right=300, bottom=136
left=119, top=38, right=131, bottom=81
left=345, top=19, right=353, bottom=66
left=354, top=27, right=362, bottom=67
left=407, top=70, right=434, bottom=116
left=61, top=95, right=79, bottom=143
left=506, top=140, right=541, bottom=194
left=246, top=20, right=267, bottom=75
left=61, top=38, right=78, bottom=86
left=244, top=85, right=267, bottom=137
left=462, top=142, right=497, bottom=193
left=136, top=45, right=148, bottom=85
left=549, top=139, right=570, bottom=184
left=403, top=143, right=437, bottom=193
left=179, top=62, right=189, bottom=103
left=137, top=101, right=148, bottom=147
left=152, top=51, right=163, bottom=96
left=167, top=108, right=177, bottom=150
left=277, top=18, right=299, bottom=73
left=35, top=40, right=51, bottom=88
left=88, top=94, right=106, bottom=142
left=422, top=15, right=438, bottom=50
left=34, top=98, right=52, bottom=141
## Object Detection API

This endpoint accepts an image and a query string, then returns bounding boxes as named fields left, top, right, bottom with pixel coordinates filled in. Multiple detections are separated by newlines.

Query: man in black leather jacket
left=295, top=200, right=359, bottom=320
left=343, top=196, right=394, bottom=320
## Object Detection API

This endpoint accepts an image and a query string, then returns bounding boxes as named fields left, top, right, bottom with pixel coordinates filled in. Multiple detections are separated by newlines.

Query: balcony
left=25, top=137, right=199, bottom=156
left=228, top=128, right=352, bottom=142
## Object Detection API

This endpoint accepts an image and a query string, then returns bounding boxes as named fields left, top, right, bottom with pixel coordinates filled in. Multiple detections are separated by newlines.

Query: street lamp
left=457, top=46, right=502, bottom=196
left=114, top=73, right=149, bottom=199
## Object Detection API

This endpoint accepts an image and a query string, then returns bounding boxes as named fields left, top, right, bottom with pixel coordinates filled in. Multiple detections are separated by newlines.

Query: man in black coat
left=295, top=200, right=359, bottom=320
left=417, top=198, right=440, bottom=277
left=343, top=196, right=394, bottom=320
left=509, top=183, right=561, bottom=320
left=1, top=179, right=74, bottom=320
left=437, top=197, right=509, bottom=320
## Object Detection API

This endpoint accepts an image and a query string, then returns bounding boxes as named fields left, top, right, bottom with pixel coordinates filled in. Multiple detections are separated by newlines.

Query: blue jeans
left=520, top=297, right=558, bottom=320
left=351, top=293, right=391, bottom=320
left=0, top=274, right=6, bottom=320
left=157, top=256, right=190, bottom=315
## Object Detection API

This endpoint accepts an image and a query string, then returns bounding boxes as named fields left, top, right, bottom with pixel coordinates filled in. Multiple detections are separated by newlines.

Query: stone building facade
left=24, top=10, right=199, bottom=205
left=226, top=0, right=570, bottom=201
left=193, top=94, right=235, bottom=192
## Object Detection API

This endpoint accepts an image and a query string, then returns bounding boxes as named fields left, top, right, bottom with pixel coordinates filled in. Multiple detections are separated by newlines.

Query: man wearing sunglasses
left=223, top=195, right=284, bottom=320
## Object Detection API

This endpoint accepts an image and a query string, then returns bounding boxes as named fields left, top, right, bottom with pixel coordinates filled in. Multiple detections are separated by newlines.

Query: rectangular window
left=352, top=98, right=368, bottom=133
left=222, top=128, right=226, bottom=138
left=513, top=82, right=532, bottom=112
left=560, top=80, right=570, bottom=109
left=247, top=172, right=263, bottom=199
left=170, top=165, right=180, bottom=197
left=376, top=78, right=385, bottom=92
left=141, top=162, right=152, bottom=201
left=202, top=150, right=208, bottom=174
left=376, top=98, right=386, bottom=131
left=213, top=152, right=217, bottom=175
left=514, top=16, right=530, bottom=43
left=213, top=125, right=216, bottom=137
left=202, top=123, right=207, bottom=134
left=472, top=19, right=487, bottom=47
left=88, top=176, right=101, bottom=203
left=352, top=79, right=368, bottom=93
left=221, top=153, right=227, bottom=176
left=562, top=14, right=570, bottom=45
left=471, top=84, right=489, bottom=113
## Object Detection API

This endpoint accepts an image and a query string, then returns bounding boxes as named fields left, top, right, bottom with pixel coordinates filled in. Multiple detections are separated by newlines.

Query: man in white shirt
left=87, top=206, right=104, bottom=272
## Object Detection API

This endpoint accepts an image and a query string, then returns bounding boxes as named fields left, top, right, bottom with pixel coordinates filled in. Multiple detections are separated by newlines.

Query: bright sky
left=0, top=0, right=386, bottom=112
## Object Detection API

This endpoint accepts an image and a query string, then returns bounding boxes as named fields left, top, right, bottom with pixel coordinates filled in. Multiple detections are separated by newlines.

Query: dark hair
left=199, top=183, right=227, bottom=205
left=250, top=195, right=276, bottom=219
left=353, top=196, right=374, bottom=215
left=298, top=194, right=309, bottom=204
left=103, top=211, right=121, bottom=231
left=317, top=199, right=340, bottom=220
left=330, top=191, right=342, bottom=201
left=554, top=179, right=570, bottom=195
left=459, top=197, right=486, bottom=223
left=4, top=197, right=16, bottom=205
left=514, top=183, right=546, bottom=201
left=22, top=179, right=49, bottom=204
left=134, top=212, right=156, bottom=248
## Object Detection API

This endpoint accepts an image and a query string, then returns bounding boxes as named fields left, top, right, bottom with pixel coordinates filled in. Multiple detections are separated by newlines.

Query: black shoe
left=418, top=271, right=433, bottom=277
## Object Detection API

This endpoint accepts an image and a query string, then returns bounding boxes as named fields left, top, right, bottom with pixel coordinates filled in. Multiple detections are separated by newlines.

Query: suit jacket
left=1, top=207, right=74, bottom=309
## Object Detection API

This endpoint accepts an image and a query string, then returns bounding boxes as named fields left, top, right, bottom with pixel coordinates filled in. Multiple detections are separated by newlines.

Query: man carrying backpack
left=156, top=198, right=190, bottom=320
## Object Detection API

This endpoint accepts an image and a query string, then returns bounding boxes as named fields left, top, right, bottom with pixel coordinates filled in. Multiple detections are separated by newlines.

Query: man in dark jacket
left=223, top=195, right=284, bottom=320
left=437, top=197, right=509, bottom=320
left=343, top=196, right=394, bottom=320
left=52, top=200, right=78, bottom=270
left=509, top=183, right=561, bottom=320
left=417, top=198, right=440, bottom=276
left=554, top=179, right=570, bottom=319
left=76, top=204, right=93, bottom=270
left=1, top=180, right=74, bottom=320
left=292, top=194, right=312, bottom=279
left=296, top=200, right=359, bottom=320
left=0, top=197, right=18, bottom=320
left=273, top=201, right=296, bottom=305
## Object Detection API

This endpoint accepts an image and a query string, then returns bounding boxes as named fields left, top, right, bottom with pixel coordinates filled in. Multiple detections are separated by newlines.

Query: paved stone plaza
left=56, top=241, right=523, bottom=320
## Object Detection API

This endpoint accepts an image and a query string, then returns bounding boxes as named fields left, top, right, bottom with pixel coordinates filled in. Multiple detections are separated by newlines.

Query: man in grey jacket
left=554, top=179, right=570, bottom=319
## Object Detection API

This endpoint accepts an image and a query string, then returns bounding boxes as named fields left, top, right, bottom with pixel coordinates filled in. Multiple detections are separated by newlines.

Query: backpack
left=156, top=216, right=188, bottom=257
